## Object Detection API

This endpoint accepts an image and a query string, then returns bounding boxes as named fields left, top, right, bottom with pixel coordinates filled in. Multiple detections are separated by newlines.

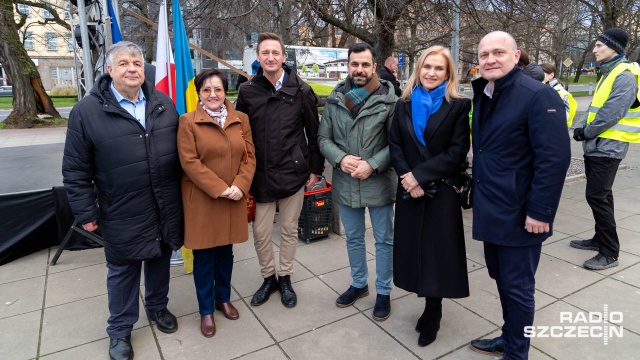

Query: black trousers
left=584, top=155, right=622, bottom=258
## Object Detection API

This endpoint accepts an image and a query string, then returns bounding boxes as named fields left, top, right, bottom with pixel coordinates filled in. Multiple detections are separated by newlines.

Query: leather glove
left=573, top=128, right=586, bottom=142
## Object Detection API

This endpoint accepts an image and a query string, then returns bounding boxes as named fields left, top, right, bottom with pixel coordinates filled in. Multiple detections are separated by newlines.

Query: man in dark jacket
left=235, top=32, right=324, bottom=308
left=62, top=42, right=183, bottom=360
left=378, top=56, right=402, bottom=97
left=468, top=32, right=570, bottom=360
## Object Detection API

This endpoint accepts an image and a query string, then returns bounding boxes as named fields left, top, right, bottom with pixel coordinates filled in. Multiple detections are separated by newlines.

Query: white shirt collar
left=483, top=83, right=493, bottom=98
left=275, top=69, right=285, bottom=91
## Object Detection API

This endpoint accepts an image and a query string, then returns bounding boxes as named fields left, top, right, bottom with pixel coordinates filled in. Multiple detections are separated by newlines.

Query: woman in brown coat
left=177, top=69, right=256, bottom=338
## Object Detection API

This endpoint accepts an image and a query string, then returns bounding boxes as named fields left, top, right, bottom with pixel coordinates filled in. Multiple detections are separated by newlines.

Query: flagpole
left=164, top=0, right=174, bottom=102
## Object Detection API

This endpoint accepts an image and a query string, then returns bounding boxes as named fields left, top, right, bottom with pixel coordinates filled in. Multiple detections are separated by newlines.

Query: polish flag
left=154, top=0, right=176, bottom=103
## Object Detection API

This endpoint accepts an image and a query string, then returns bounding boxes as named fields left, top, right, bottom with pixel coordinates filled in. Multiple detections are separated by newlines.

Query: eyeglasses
left=200, top=87, right=225, bottom=96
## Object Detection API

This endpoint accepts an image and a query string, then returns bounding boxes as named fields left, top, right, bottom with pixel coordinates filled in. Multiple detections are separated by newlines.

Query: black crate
left=298, top=182, right=333, bottom=243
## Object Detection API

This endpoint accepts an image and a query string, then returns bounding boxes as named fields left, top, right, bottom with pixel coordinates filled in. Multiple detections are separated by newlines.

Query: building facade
left=16, top=2, right=77, bottom=91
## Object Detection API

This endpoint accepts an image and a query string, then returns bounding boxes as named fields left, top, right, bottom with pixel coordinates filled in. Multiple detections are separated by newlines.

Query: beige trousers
left=252, top=187, right=305, bottom=278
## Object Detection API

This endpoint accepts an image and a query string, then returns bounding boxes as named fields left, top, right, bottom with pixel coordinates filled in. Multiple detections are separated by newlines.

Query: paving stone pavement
left=1, top=97, right=639, bottom=359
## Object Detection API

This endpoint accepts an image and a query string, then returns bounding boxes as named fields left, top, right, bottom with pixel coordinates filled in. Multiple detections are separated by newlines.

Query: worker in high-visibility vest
left=541, top=63, right=578, bottom=127
left=571, top=28, right=640, bottom=271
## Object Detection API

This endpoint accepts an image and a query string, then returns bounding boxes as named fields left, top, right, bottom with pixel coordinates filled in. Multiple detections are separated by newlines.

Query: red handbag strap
left=237, top=123, right=248, bottom=164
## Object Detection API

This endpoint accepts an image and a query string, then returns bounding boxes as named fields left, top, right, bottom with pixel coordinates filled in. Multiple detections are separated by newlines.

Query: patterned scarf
left=344, top=73, right=381, bottom=117
left=410, top=81, right=447, bottom=146
left=200, top=102, right=227, bottom=127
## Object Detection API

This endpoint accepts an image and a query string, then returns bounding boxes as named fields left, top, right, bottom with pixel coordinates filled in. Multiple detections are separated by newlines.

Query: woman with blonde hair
left=389, top=45, right=471, bottom=347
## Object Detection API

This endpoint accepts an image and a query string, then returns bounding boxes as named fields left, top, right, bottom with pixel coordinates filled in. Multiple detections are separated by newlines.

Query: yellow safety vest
left=586, top=62, right=640, bottom=143
left=550, top=81, right=577, bottom=127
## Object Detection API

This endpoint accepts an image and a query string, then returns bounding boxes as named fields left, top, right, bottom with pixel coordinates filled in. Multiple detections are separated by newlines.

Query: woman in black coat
left=389, top=45, right=471, bottom=347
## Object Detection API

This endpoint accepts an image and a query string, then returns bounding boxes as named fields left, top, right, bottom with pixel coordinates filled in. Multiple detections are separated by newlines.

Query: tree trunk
left=573, top=50, right=588, bottom=84
left=0, top=0, right=60, bottom=127
left=374, top=13, right=396, bottom=64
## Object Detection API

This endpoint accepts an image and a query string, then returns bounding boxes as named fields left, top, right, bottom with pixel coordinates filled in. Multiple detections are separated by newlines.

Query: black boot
left=279, top=275, right=297, bottom=308
left=418, top=297, right=442, bottom=347
left=109, top=335, right=133, bottom=360
left=250, top=274, right=279, bottom=306
left=415, top=304, right=429, bottom=332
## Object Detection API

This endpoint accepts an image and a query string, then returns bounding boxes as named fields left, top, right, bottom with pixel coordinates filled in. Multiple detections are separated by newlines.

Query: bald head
left=477, top=31, right=521, bottom=85
left=385, top=56, right=398, bottom=72
left=480, top=31, right=518, bottom=52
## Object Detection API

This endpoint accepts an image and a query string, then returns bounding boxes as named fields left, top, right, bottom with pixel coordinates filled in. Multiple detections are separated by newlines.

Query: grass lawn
left=570, top=91, right=592, bottom=97
left=307, top=82, right=334, bottom=96
left=564, top=74, right=598, bottom=85
left=0, top=97, right=77, bottom=109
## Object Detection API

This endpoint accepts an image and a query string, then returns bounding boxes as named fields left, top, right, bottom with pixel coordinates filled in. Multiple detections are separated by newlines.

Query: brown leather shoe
left=200, top=314, right=216, bottom=337
left=215, top=301, right=239, bottom=320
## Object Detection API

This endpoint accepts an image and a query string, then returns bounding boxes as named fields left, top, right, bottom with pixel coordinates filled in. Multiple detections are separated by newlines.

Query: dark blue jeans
left=193, top=245, right=234, bottom=315
left=484, top=242, right=542, bottom=360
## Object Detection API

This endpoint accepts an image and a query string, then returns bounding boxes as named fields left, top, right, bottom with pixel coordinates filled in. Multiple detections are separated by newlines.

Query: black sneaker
left=584, top=253, right=618, bottom=270
left=336, top=285, right=369, bottom=308
left=372, top=294, right=391, bottom=321
left=109, top=335, right=133, bottom=360
left=145, top=308, right=178, bottom=334
left=570, top=239, right=599, bottom=251
left=469, top=336, right=505, bottom=355
left=250, top=274, right=279, bottom=306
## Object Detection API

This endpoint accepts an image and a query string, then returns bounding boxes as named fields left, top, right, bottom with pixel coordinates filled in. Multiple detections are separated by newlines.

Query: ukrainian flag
left=172, top=0, right=197, bottom=114
left=173, top=0, right=197, bottom=273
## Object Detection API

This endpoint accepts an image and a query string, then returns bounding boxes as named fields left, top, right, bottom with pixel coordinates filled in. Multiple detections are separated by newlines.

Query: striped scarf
left=200, top=102, right=227, bottom=127
left=344, top=73, right=381, bottom=117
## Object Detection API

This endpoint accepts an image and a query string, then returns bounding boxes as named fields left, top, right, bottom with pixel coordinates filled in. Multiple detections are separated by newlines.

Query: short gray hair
left=105, top=41, right=144, bottom=67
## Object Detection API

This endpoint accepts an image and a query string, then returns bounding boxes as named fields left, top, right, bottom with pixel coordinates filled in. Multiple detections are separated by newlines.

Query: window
left=45, top=32, right=57, bottom=50
left=43, top=9, right=54, bottom=19
left=24, top=31, right=35, bottom=51
left=66, top=34, right=74, bottom=51
left=64, top=11, right=71, bottom=20
left=18, top=4, right=30, bottom=16
left=50, top=68, right=59, bottom=86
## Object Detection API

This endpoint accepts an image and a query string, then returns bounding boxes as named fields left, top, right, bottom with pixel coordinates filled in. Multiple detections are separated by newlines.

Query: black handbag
left=444, top=161, right=473, bottom=209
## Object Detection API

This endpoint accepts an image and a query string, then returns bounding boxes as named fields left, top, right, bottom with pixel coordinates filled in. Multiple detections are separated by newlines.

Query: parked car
left=0, top=86, right=12, bottom=97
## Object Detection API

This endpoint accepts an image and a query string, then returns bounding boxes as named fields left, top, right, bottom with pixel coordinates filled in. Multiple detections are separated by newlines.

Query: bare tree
left=0, top=0, right=70, bottom=127
left=308, top=0, right=416, bottom=62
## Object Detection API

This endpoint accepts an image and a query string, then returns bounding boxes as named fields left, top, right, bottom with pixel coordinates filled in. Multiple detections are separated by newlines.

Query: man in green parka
left=318, top=42, right=398, bottom=321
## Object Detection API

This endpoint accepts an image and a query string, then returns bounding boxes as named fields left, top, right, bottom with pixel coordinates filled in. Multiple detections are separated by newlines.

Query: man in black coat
left=378, top=56, right=402, bottom=97
left=235, top=33, right=324, bottom=309
left=468, top=32, right=570, bottom=360
left=62, top=42, right=184, bottom=360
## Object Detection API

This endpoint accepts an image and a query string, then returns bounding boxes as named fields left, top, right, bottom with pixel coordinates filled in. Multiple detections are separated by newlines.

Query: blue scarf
left=410, top=81, right=447, bottom=146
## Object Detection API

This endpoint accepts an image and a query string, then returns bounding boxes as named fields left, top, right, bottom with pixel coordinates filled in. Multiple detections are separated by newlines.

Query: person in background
left=517, top=49, right=545, bottom=82
left=389, top=45, right=471, bottom=347
left=570, top=28, right=640, bottom=270
left=62, top=41, right=183, bottom=360
left=235, top=74, right=248, bottom=91
left=318, top=42, right=398, bottom=321
left=540, top=63, right=577, bottom=127
left=177, top=69, right=256, bottom=338
left=235, top=32, right=324, bottom=308
left=378, top=56, right=402, bottom=97
left=468, top=31, right=570, bottom=360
